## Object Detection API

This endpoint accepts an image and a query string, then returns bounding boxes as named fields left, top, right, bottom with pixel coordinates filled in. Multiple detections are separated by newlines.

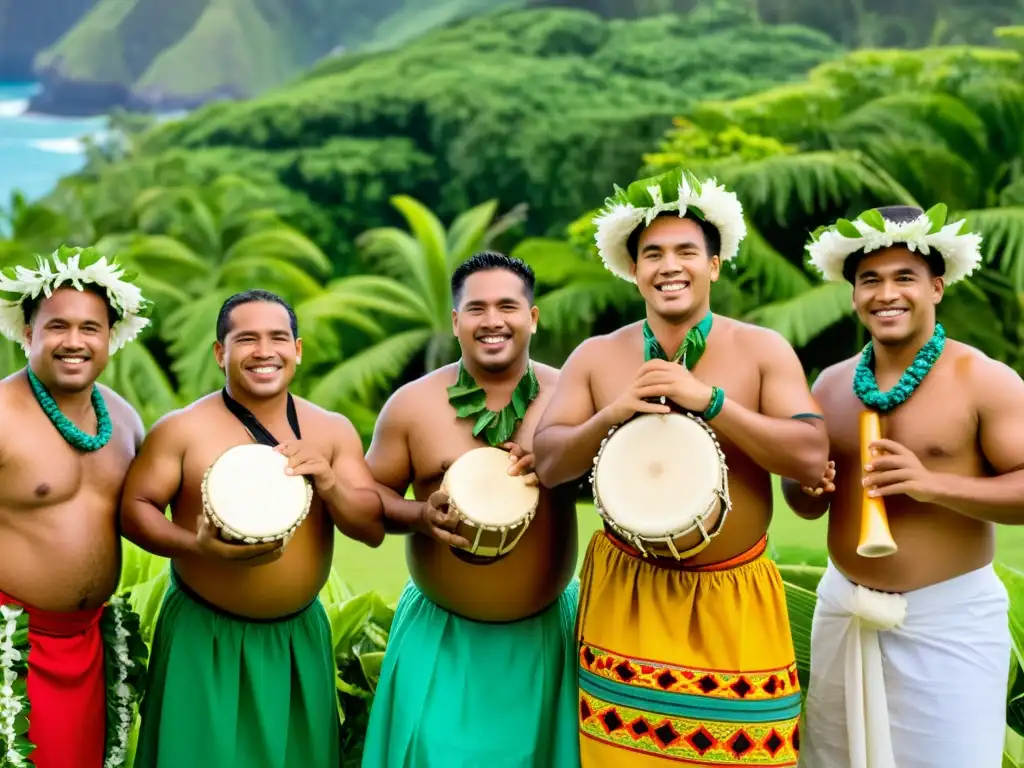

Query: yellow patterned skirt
left=576, top=531, right=801, bottom=766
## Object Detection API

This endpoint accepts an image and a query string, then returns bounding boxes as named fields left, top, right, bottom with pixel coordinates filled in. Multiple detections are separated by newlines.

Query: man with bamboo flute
left=783, top=204, right=1019, bottom=768
left=533, top=168, right=828, bottom=766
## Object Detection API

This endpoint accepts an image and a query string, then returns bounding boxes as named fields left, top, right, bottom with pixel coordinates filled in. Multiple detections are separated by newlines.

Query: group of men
left=0, top=166, right=1017, bottom=768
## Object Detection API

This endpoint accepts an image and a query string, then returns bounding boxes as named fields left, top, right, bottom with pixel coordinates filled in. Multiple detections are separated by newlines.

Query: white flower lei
left=102, top=597, right=136, bottom=768
left=0, top=598, right=143, bottom=768
left=0, top=246, right=150, bottom=357
left=593, top=168, right=747, bottom=283
left=0, top=605, right=28, bottom=768
left=806, top=203, right=983, bottom=285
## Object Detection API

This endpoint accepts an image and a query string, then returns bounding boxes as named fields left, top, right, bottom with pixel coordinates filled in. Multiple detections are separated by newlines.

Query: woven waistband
left=602, top=529, right=768, bottom=572
left=0, top=589, right=104, bottom=636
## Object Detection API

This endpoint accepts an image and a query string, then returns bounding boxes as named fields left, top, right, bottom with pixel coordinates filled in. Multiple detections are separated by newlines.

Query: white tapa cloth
left=800, top=562, right=1010, bottom=768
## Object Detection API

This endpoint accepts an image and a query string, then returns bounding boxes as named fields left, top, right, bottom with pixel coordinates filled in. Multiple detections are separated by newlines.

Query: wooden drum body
left=202, top=443, right=314, bottom=545
left=590, top=412, right=731, bottom=560
left=441, top=446, right=540, bottom=561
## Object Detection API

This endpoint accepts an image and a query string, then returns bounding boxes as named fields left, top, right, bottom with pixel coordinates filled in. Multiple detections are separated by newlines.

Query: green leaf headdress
left=806, top=204, right=983, bottom=285
left=0, top=245, right=152, bottom=356
left=592, top=167, right=747, bottom=283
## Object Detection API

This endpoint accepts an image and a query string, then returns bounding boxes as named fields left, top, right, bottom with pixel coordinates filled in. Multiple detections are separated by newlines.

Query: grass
left=332, top=478, right=1024, bottom=601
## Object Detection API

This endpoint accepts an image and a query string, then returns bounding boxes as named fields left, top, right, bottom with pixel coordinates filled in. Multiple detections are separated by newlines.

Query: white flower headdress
left=807, top=204, right=983, bottom=285
left=592, top=167, right=747, bottom=283
left=0, top=246, right=151, bottom=356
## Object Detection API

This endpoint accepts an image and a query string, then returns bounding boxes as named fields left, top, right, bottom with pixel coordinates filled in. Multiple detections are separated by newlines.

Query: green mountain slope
left=59, top=6, right=842, bottom=266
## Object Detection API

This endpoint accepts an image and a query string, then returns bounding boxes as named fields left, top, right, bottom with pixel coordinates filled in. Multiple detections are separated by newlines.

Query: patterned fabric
left=576, top=531, right=802, bottom=766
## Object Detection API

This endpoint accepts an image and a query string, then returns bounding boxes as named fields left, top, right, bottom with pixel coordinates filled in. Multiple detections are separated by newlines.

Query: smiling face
left=452, top=268, right=538, bottom=374
left=851, top=246, right=944, bottom=346
left=25, top=287, right=114, bottom=395
left=629, top=215, right=720, bottom=321
left=214, top=301, right=301, bottom=399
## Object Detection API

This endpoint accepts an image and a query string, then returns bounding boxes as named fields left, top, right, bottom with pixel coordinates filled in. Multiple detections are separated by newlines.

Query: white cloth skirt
left=800, top=561, right=1010, bottom=768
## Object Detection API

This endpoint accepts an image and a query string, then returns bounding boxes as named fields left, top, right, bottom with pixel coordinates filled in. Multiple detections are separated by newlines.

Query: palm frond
left=218, top=257, right=325, bottom=301
left=388, top=195, right=450, bottom=321
left=744, top=282, right=853, bottom=348
left=828, top=92, right=988, bottom=162
left=958, top=206, right=1024, bottom=291
left=733, top=221, right=812, bottom=301
left=163, top=291, right=231, bottom=401
left=315, top=276, right=433, bottom=325
left=511, top=237, right=594, bottom=285
left=307, top=329, right=433, bottom=410
left=221, top=227, right=332, bottom=280
left=0, top=338, right=24, bottom=379
left=710, top=151, right=913, bottom=225
left=536, top=277, right=642, bottom=341
left=445, top=199, right=499, bottom=269
left=98, top=341, right=181, bottom=428
left=356, top=227, right=434, bottom=304
left=132, top=186, right=220, bottom=257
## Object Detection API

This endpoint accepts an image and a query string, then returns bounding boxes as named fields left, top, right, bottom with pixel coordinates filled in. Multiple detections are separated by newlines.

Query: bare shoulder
left=381, top=365, right=457, bottom=423
left=96, top=384, right=145, bottom=442
left=725, top=317, right=798, bottom=359
left=292, top=396, right=361, bottom=440
left=142, top=394, right=217, bottom=446
left=946, top=339, right=1024, bottom=396
left=812, top=357, right=858, bottom=393
left=564, top=324, right=638, bottom=373
left=532, top=360, right=560, bottom=389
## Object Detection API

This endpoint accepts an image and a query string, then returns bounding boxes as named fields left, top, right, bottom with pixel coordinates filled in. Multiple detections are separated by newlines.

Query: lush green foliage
left=55, top=6, right=841, bottom=264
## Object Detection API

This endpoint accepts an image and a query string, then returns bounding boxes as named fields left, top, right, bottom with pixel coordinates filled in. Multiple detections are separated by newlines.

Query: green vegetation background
left=6, top=1, right=1024, bottom=765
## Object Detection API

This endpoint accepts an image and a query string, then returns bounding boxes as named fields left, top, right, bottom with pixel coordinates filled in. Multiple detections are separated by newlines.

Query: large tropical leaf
left=307, top=329, right=433, bottom=410
left=98, top=340, right=181, bottom=428
left=960, top=207, right=1024, bottom=290
left=221, top=228, right=332, bottom=280
left=445, top=199, right=499, bottom=269
left=745, top=282, right=854, bottom=348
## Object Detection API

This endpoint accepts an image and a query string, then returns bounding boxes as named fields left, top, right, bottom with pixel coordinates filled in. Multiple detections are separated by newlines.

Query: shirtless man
left=0, top=246, right=149, bottom=768
left=360, top=252, right=579, bottom=767
left=533, top=170, right=829, bottom=766
left=783, top=205, right=1017, bottom=768
left=120, top=289, right=384, bottom=768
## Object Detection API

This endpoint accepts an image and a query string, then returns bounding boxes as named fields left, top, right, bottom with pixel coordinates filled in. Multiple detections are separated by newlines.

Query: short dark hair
left=842, top=205, right=945, bottom=282
left=450, top=251, right=536, bottom=306
left=216, top=289, right=298, bottom=342
left=22, top=284, right=119, bottom=329
left=626, top=211, right=722, bottom=262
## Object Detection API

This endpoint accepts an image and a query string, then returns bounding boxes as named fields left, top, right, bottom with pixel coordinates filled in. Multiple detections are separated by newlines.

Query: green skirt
left=134, top=569, right=340, bottom=768
left=361, top=579, right=581, bottom=768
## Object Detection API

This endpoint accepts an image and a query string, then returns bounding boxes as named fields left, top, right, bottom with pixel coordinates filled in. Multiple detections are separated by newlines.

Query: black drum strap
left=221, top=388, right=302, bottom=445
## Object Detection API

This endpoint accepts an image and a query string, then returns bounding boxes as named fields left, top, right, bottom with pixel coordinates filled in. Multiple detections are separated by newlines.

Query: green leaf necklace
left=643, top=311, right=712, bottom=367
left=27, top=366, right=113, bottom=452
left=853, top=322, right=946, bottom=413
left=447, top=360, right=540, bottom=447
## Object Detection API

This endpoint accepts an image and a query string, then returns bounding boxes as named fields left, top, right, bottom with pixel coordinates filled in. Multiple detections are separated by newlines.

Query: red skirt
left=0, top=590, right=106, bottom=768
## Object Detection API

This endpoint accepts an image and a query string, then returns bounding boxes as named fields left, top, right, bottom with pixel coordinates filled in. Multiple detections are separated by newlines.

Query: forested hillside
left=9, top=0, right=1024, bottom=114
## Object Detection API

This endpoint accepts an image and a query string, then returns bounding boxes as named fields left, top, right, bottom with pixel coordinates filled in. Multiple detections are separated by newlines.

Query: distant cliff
left=11, top=0, right=1020, bottom=116
left=0, top=0, right=97, bottom=80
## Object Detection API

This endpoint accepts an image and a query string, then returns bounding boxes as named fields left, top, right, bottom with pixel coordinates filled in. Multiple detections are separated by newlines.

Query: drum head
left=205, top=444, right=310, bottom=538
left=445, top=446, right=539, bottom=527
left=595, top=413, right=720, bottom=537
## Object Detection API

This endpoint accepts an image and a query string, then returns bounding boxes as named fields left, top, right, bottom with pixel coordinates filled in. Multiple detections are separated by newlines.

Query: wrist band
left=703, top=386, right=725, bottom=421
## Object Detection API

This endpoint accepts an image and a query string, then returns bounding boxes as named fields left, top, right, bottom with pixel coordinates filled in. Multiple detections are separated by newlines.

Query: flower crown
left=0, top=245, right=151, bottom=356
left=592, top=167, right=747, bottom=283
left=806, top=204, right=983, bottom=285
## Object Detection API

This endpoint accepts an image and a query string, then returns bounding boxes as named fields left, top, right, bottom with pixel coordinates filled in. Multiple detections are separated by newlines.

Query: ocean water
left=0, top=82, right=106, bottom=206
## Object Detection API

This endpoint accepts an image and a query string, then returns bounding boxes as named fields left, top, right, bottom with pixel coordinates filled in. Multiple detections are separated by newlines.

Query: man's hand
left=418, top=490, right=471, bottom=548
left=863, top=439, right=937, bottom=502
left=632, top=359, right=715, bottom=413
left=195, top=514, right=284, bottom=564
left=502, top=442, right=538, bottom=486
left=801, top=460, right=836, bottom=497
left=603, top=363, right=673, bottom=425
left=275, top=440, right=335, bottom=492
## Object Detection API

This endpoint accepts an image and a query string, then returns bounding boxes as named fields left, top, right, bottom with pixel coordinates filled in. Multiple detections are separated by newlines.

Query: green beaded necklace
left=26, top=367, right=113, bottom=452
left=853, top=323, right=946, bottom=413
left=446, top=360, right=540, bottom=446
